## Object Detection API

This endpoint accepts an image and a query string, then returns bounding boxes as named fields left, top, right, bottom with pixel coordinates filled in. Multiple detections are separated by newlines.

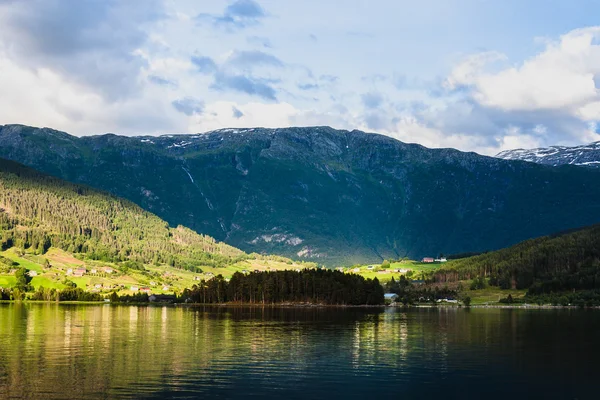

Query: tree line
left=1, top=270, right=385, bottom=305
left=181, top=270, right=385, bottom=305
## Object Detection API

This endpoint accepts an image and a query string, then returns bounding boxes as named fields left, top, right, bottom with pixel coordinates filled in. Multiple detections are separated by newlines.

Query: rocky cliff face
left=497, top=142, right=600, bottom=167
left=3, top=124, right=600, bottom=266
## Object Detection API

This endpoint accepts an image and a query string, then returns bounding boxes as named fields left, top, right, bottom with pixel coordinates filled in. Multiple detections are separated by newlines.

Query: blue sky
left=1, top=0, right=600, bottom=155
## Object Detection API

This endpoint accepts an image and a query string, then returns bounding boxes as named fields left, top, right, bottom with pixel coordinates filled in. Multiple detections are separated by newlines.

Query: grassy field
left=466, top=287, right=527, bottom=305
left=0, top=276, right=16, bottom=288
left=2, top=248, right=45, bottom=272
left=0, top=247, right=310, bottom=295
left=30, top=276, right=66, bottom=290
left=344, top=260, right=444, bottom=282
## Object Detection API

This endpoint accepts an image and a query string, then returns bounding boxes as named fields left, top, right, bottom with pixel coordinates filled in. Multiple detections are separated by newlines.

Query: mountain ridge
left=3, top=124, right=600, bottom=266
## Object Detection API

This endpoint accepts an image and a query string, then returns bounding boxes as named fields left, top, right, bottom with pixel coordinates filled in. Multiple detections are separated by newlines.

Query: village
left=0, top=247, right=314, bottom=297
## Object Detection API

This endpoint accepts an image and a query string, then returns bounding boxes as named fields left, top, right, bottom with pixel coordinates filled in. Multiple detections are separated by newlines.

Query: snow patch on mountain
left=496, top=141, right=600, bottom=167
left=250, top=233, right=303, bottom=246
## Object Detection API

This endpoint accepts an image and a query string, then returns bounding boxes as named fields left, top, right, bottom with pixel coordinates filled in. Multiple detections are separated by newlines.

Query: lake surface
left=0, top=304, right=597, bottom=399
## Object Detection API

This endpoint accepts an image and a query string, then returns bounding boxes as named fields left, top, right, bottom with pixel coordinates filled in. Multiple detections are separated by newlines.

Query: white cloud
left=0, top=56, right=182, bottom=135
left=448, top=27, right=600, bottom=114
left=369, top=115, right=501, bottom=155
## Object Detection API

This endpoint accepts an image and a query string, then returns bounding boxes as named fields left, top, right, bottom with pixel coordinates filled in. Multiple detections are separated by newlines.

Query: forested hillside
left=433, top=224, right=600, bottom=294
left=0, top=157, right=247, bottom=271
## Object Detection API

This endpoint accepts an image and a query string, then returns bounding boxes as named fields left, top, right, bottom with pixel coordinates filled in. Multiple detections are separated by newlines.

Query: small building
left=437, top=298, right=458, bottom=304
left=366, top=266, right=374, bottom=270
left=130, top=286, right=139, bottom=292
left=242, top=270, right=248, bottom=274
left=422, top=257, right=435, bottom=263
left=73, top=268, right=86, bottom=277
left=150, top=281, right=156, bottom=286
left=94, top=284, right=103, bottom=289
left=27, top=270, right=38, bottom=277
left=140, top=287, right=151, bottom=294
left=162, top=286, right=170, bottom=291
left=103, top=267, right=114, bottom=274
left=66, top=268, right=73, bottom=275
left=90, top=268, right=98, bottom=274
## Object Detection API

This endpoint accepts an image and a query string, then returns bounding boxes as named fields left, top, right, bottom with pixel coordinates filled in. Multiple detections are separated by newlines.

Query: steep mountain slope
left=3, top=124, right=600, bottom=266
left=496, top=142, right=600, bottom=167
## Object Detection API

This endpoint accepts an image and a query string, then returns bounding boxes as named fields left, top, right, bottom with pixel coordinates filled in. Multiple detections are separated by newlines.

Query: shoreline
left=0, top=300, right=595, bottom=309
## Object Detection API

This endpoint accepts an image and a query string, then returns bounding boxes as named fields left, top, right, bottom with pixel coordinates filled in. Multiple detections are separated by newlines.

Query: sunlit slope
left=0, top=157, right=309, bottom=293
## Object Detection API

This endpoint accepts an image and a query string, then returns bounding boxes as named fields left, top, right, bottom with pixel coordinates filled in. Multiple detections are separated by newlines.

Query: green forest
left=0, top=157, right=247, bottom=271
left=430, top=224, right=600, bottom=304
left=181, top=269, right=385, bottom=305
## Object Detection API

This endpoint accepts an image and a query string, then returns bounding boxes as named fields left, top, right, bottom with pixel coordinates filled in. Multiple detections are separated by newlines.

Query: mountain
left=496, top=142, right=600, bottom=167
left=434, top=223, right=600, bottom=294
left=3, top=124, right=600, bottom=266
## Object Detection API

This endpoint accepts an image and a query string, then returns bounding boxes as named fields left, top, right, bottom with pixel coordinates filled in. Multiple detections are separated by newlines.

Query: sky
left=1, top=0, right=600, bottom=155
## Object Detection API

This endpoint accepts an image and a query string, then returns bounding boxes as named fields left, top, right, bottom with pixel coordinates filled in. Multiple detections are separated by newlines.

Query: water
left=0, top=304, right=597, bottom=399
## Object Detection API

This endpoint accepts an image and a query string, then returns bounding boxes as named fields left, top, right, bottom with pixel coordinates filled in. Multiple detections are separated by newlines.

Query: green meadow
left=0, top=247, right=309, bottom=296
left=343, top=260, right=444, bottom=282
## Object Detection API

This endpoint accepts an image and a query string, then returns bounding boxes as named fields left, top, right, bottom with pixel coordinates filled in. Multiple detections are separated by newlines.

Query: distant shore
left=1, top=300, right=595, bottom=309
